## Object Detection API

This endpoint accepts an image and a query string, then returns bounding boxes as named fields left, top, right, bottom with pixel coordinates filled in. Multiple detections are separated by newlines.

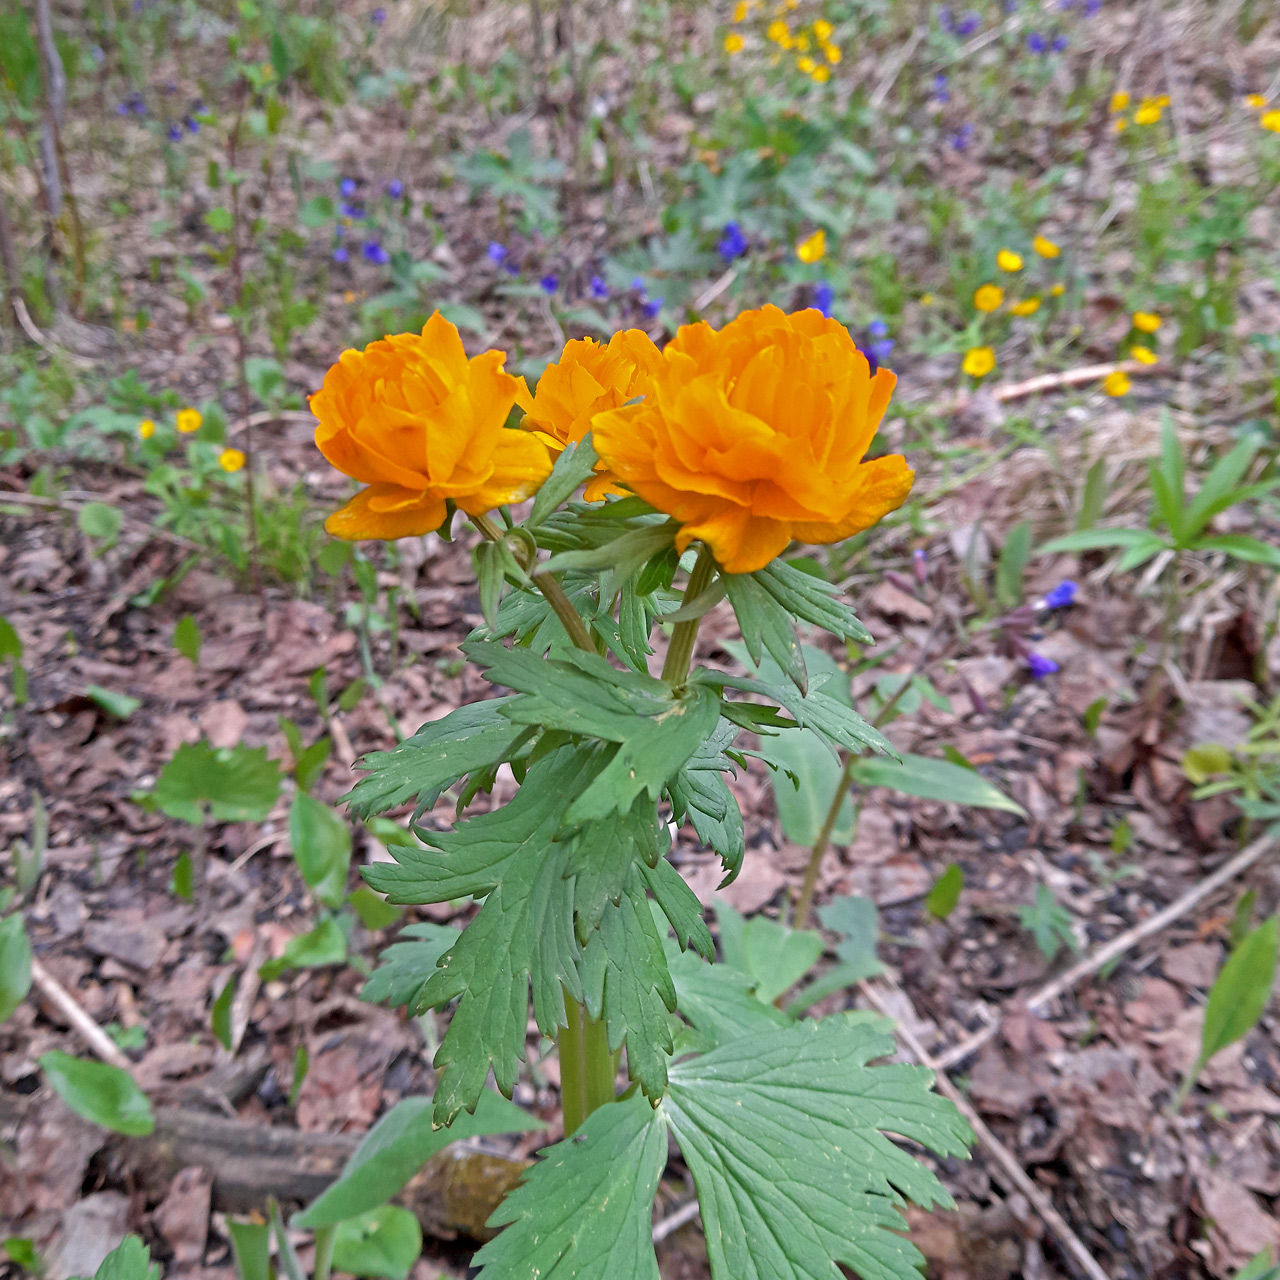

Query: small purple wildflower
left=340, top=178, right=357, bottom=197
left=642, top=296, right=664, bottom=318
left=386, top=179, right=403, bottom=197
left=813, top=281, right=834, bottom=317
left=932, top=72, right=950, bottom=103
left=184, top=116, right=199, bottom=133
left=504, top=259, right=520, bottom=275
left=954, top=11, right=980, bottom=35
left=1026, top=652, right=1059, bottom=678
left=341, top=202, right=366, bottom=220
left=167, top=123, right=183, bottom=141
left=717, top=221, right=748, bottom=261
left=630, top=276, right=646, bottom=292
left=1083, top=0, right=1101, bottom=12
left=362, top=240, right=389, bottom=265
left=117, top=101, right=131, bottom=117
left=938, top=6, right=954, bottom=31
left=589, top=275, right=609, bottom=300
left=869, top=338, right=895, bottom=364
left=1051, top=34, right=1068, bottom=51
left=372, top=7, right=386, bottom=23
left=1027, top=31, right=1047, bottom=52
left=541, top=273, right=559, bottom=293
left=950, top=122, right=974, bottom=150
left=1042, top=580, right=1078, bottom=610
left=333, top=246, right=349, bottom=263
left=487, top=242, right=507, bottom=263
left=859, top=346, right=880, bottom=375
left=1003, top=0, right=1019, bottom=10
left=868, top=318, right=889, bottom=338
left=130, top=97, right=147, bottom=116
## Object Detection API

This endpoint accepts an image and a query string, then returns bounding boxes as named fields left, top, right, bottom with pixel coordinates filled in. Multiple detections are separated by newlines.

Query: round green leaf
left=39, top=1051, right=154, bottom=1135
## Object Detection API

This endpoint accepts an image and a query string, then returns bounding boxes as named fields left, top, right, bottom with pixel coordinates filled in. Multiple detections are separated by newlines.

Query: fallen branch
left=935, top=833, right=1276, bottom=1070
left=861, top=979, right=1111, bottom=1280
left=937, top=358, right=1167, bottom=416
left=30, top=956, right=135, bottom=1073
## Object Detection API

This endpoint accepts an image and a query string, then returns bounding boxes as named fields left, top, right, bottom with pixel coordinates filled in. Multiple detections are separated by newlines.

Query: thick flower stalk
left=591, top=305, right=914, bottom=574
left=518, top=329, right=663, bottom=500
left=311, top=311, right=552, bottom=539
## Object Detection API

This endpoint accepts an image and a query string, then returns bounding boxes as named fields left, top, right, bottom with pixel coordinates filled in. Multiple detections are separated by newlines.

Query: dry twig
left=30, top=956, right=135, bottom=1074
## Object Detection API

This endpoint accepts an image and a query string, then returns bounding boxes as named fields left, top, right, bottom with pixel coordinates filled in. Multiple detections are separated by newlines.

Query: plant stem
left=581, top=1010, right=616, bottom=1115
left=312, top=1225, right=337, bottom=1280
left=559, top=989, right=588, bottom=1135
left=661, top=545, right=716, bottom=687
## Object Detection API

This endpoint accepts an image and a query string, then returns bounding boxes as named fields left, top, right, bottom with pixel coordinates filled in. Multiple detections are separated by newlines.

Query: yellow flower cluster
left=312, top=308, right=913, bottom=574
left=971, top=233, right=1064, bottom=320
left=1112, top=93, right=1170, bottom=131
left=764, top=9, right=840, bottom=82
left=1243, top=93, right=1280, bottom=130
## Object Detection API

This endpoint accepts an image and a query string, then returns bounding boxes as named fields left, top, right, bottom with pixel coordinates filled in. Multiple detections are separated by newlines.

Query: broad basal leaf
left=474, top=1092, right=666, bottom=1280
left=849, top=753, right=1024, bottom=815
left=663, top=1015, right=972, bottom=1280
left=665, top=940, right=789, bottom=1054
left=344, top=698, right=529, bottom=819
left=364, top=748, right=595, bottom=1123
left=40, top=1052, right=155, bottom=1136
left=147, top=741, right=281, bottom=825
left=579, top=865, right=677, bottom=1100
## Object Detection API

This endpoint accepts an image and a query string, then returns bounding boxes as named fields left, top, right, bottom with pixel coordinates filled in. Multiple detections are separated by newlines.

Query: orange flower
left=520, top=330, right=663, bottom=501
left=311, top=312, right=551, bottom=540
left=591, top=305, right=913, bottom=574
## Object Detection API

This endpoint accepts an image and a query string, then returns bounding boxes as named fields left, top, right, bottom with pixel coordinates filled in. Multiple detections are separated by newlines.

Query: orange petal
left=789, top=455, right=915, bottom=543
left=325, top=486, right=448, bottom=540
left=678, top=503, right=792, bottom=574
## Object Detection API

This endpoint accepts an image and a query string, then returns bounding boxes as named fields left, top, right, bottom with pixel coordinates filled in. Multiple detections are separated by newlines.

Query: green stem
left=661, top=544, right=716, bottom=687
left=582, top=1011, right=616, bottom=1115
left=312, top=1225, right=337, bottom=1280
left=559, top=988, right=588, bottom=1136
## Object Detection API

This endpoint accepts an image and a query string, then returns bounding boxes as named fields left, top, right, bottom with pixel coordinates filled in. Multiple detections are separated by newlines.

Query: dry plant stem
left=935, top=832, right=1277, bottom=1070
left=860, top=979, right=1111, bottom=1280
left=30, top=956, right=135, bottom=1073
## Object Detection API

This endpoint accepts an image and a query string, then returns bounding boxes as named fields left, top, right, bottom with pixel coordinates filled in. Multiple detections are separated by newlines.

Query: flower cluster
left=1111, top=92, right=1170, bottom=131
left=313, top=307, right=913, bottom=573
left=961, top=235, right=1065, bottom=380
left=756, top=10, right=842, bottom=83
left=1244, top=95, right=1280, bottom=132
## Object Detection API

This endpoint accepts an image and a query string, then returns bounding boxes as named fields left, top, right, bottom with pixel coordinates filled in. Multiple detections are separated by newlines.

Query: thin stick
left=651, top=1198, right=700, bottom=1243
left=935, top=833, right=1276, bottom=1070
left=693, top=267, right=737, bottom=313
left=937, top=359, right=1165, bottom=416
left=868, top=24, right=926, bottom=110
left=11, top=296, right=95, bottom=367
left=30, top=956, right=135, bottom=1073
left=861, top=979, right=1111, bottom=1280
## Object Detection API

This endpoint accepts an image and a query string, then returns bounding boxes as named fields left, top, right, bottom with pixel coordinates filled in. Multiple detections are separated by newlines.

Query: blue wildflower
left=541, top=273, right=559, bottom=293
left=932, top=72, right=950, bottom=103
left=631, top=276, right=646, bottom=292
left=340, top=178, right=357, bottom=197
left=362, top=240, right=389, bottom=264
left=642, top=296, right=664, bottom=318
left=1083, top=0, right=1101, bottom=12
left=813, top=281, right=834, bottom=317
left=1051, top=34, right=1068, bottom=51
left=487, top=242, right=507, bottom=263
left=184, top=116, right=199, bottom=133
left=333, top=246, right=349, bottom=263
left=131, top=97, right=147, bottom=116
left=954, top=11, right=979, bottom=34
left=386, top=179, right=403, bottom=197
left=1027, top=31, right=1047, bottom=52
left=938, top=6, right=954, bottom=31
left=167, top=123, right=182, bottom=141
left=341, top=202, right=365, bottom=220
left=372, top=7, right=386, bottom=23
left=1042, top=581, right=1078, bottom=610
left=117, top=102, right=131, bottom=117
left=717, top=221, right=748, bottom=261
left=951, top=122, right=974, bottom=150
left=869, top=338, right=895, bottom=364
left=859, top=346, right=880, bottom=375
left=1026, top=652, right=1059, bottom=678
left=589, top=275, right=609, bottom=299
left=504, top=259, right=520, bottom=275
left=868, top=318, right=889, bottom=338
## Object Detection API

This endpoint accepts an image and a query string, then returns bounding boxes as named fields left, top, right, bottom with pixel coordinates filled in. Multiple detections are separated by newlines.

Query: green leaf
left=226, top=1219, right=271, bottom=1280
left=294, top=738, right=332, bottom=792
left=343, top=698, right=527, bottom=819
left=578, top=865, right=677, bottom=1100
left=761, top=726, right=855, bottom=847
left=147, top=741, right=281, bottom=825
left=642, top=856, right=713, bottom=959
left=0, top=914, right=32, bottom=1024
left=468, top=641, right=722, bottom=824
left=1193, top=535, right=1280, bottom=568
left=297, top=195, right=335, bottom=228
left=723, top=572, right=807, bottom=695
left=566, top=797, right=664, bottom=937
left=1181, top=434, right=1262, bottom=539
left=361, top=922, right=460, bottom=1009
left=753, top=558, right=873, bottom=644
left=849, top=753, right=1024, bottom=814
left=78, top=502, right=122, bottom=546
left=668, top=763, right=745, bottom=879
left=1039, top=526, right=1164, bottom=554
left=211, top=973, right=236, bottom=1050
left=365, top=748, right=589, bottom=1122
left=3, top=1237, right=42, bottom=1272
left=1158, top=411, right=1186, bottom=538
left=1018, top=884, right=1077, bottom=961
left=204, top=206, right=234, bottom=232
left=715, top=901, right=824, bottom=1005
left=1194, top=915, right=1278, bottom=1082
left=528, top=434, right=601, bottom=527
left=87, top=685, right=140, bottom=719
left=331, top=1206, right=421, bottom=1280
left=40, top=1052, right=155, bottom=1136
left=1233, top=1250, right=1279, bottom=1280
left=1114, top=532, right=1171, bottom=573
left=926, top=864, right=964, bottom=919
left=348, top=886, right=401, bottom=930
left=1182, top=743, right=1233, bottom=785
left=296, top=1090, right=542, bottom=1227
left=259, top=918, right=348, bottom=981
left=170, top=851, right=194, bottom=902
left=663, top=1015, right=971, bottom=1280
left=474, top=1091, right=666, bottom=1280
left=0, top=616, right=22, bottom=661
left=789, top=893, right=884, bottom=1015
left=338, top=677, right=368, bottom=713
left=289, top=793, right=352, bottom=910
left=173, top=615, right=201, bottom=664
left=1077, top=457, right=1107, bottom=530
left=80, top=1235, right=159, bottom=1280
left=996, top=520, right=1031, bottom=609
left=666, top=942, right=790, bottom=1052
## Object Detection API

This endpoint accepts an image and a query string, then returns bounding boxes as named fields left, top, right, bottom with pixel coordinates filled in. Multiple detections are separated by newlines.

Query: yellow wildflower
left=1109, top=91, right=1130, bottom=112
left=997, top=249, right=1024, bottom=272
left=1131, top=345, right=1158, bottom=364
left=797, top=55, right=816, bottom=73
left=824, top=42, right=841, bottom=63
left=1263, top=110, right=1280, bottom=133
left=1133, top=311, right=1161, bottom=333
left=973, top=283, right=1004, bottom=312
left=1245, top=94, right=1267, bottom=110
left=919, top=293, right=935, bottom=306
left=1050, top=282, right=1066, bottom=296
left=813, top=19, right=833, bottom=39
left=1113, top=117, right=1128, bottom=133
left=176, top=407, right=202, bottom=434
left=1033, top=235, right=1061, bottom=259
left=796, top=228, right=826, bottom=263
left=1103, top=370, right=1131, bottom=397
left=962, top=346, right=996, bottom=378
left=733, top=0, right=749, bottom=19
left=1134, top=104, right=1162, bottom=125
left=724, top=32, right=745, bottom=53
left=1154, top=94, right=1170, bottom=108
left=811, top=64, right=830, bottom=82
left=767, top=18, right=789, bottom=42
left=795, top=33, right=811, bottom=51
left=138, top=419, right=156, bottom=440
left=1010, top=297, right=1041, bottom=316
left=219, top=448, right=246, bottom=473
